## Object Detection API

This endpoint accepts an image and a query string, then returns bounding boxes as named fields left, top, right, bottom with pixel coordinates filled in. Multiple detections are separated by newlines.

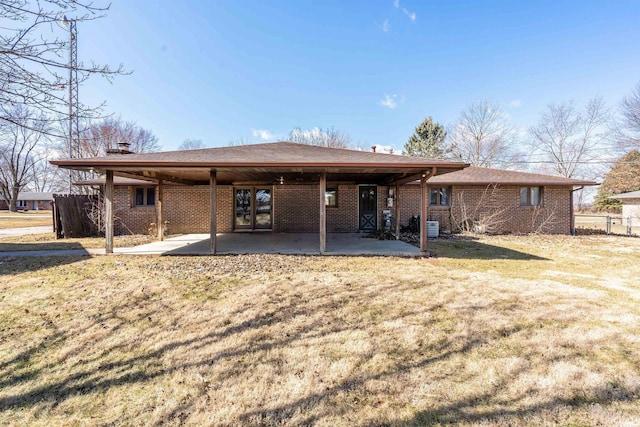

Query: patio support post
left=210, top=170, right=217, bottom=254
left=157, top=179, right=164, bottom=241
left=420, top=173, right=428, bottom=252
left=319, top=171, right=326, bottom=254
left=105, top=169, right=114, bottom=254
left=395, top=181, right=401, bottom=240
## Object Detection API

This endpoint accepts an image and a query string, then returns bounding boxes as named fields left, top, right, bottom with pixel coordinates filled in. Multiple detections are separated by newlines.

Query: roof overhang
left=51, top=146, right=469, bottom=186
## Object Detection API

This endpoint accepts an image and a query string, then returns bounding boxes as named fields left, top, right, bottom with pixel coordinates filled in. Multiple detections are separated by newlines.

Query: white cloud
left=373, top=144, right=401, bottom=155
left=378, top=94, right=399, bottom=109
left=381, top=19, right=391, bottom=33
left=403, top=9, right=416, bottom=22
left=393, top=1, right=416, bottom=21
left=510, top=99, right=522, bottom=108
left=252, top=129, right=274, bottom=140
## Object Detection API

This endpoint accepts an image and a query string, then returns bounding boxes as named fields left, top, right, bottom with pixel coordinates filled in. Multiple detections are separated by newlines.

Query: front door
left=235, top=187, right=272, bottom=230
left=359, top=185, right=377, bottom=231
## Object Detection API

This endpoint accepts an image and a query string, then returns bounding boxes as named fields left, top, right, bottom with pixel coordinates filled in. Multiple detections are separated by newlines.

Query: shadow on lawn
left=430, top=238, right=548, bottom=260
left=0, top=252, right=89, bottom=276
left=0, top=261, right=635, bottom=424
left=0, top=241, right=89, bottom=253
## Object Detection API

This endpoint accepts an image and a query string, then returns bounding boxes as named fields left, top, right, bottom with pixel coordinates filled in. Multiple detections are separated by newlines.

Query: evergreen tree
left=403, top=117, right=448, bottom=158
left=593, top=150, right=640, bottom=212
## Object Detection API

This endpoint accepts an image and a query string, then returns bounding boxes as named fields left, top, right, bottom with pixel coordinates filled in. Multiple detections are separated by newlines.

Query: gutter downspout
left=570, top=186, right=584, bottom=236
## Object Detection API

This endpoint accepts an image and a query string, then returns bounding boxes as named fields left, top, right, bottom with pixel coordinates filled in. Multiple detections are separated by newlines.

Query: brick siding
left=400, top=184, right=571, bottom=234
left=327, top=184, right=359, bottom=232
left=110, top=182, right=573, bottom=236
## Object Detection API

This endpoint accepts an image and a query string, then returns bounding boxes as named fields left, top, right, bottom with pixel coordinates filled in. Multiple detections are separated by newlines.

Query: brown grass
left=0, top=233, right=160, bottom=251
left=1, top=235, right=639, bottom=426
left=0, top=211, right=52, bottom=229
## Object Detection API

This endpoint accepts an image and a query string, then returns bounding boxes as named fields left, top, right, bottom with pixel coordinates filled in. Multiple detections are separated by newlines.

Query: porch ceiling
left=68, top=165, right=467, bottom=186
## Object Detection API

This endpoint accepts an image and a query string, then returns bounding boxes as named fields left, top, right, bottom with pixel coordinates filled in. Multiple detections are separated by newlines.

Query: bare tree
left=1, top=1, right=127, bottom=132
left=227, top=137, right=251, bottom=146
left=0, top=106, right=48, bottom=211
left=29, top=140, right=68, bottom=192
left=529, top=97, right=609, bottom=178
left=80, top=117, right=160, bottom=156
left=450, top=184, right=509, bottom=234
left=287, top=127, right=352, bottom=149
left=178, top=139, right=206, bottom=150
left=448, top=101, right=519, bottom=167
left=616, top=82, right=640, bottom=151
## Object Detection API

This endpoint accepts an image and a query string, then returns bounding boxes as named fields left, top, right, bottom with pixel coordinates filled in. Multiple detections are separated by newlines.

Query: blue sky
left=77, top=0, right=640, bottom=152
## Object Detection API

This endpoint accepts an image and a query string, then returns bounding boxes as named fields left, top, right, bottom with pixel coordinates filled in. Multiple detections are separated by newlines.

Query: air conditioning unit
left=426, top=220, right=439, bottom=238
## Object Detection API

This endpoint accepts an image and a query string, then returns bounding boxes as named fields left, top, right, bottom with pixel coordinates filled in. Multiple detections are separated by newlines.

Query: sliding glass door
left=234, top=187, right=272, bottom=230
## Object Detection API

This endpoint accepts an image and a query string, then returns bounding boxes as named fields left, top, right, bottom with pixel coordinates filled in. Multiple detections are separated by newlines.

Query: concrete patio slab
left=111, top=232, right=422, bottom=256
left=0, top=233, right=424, bottom=257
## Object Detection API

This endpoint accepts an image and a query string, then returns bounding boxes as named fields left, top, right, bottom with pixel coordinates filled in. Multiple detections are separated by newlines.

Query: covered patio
left=110, top=232, right=423, bottom=256
left=52, top=142, right=468, bottom=255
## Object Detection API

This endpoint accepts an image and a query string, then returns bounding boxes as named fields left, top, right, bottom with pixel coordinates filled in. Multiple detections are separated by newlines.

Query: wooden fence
left=52, top=194, right=101, bottom=239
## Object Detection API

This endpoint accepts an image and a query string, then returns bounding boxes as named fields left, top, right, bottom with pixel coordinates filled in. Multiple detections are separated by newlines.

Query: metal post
left=628, top=216, right=632, bottom=236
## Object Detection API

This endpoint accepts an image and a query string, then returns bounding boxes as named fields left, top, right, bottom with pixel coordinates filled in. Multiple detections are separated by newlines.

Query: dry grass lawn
left=0, top=211, right=52, bottom=229
left=1, top=234, right=639, bottom=426
left=0, top=233, right=159, bottom=252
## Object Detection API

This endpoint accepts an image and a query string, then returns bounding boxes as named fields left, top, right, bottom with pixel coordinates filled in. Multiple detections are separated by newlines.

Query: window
left=16, top=200, right=27, bottom=208
left=325, top=188, right=337, bottom=207
left=429, top=187, right=450, bottom=206
left=520, top=186, right=542, bottom=206
left=134, top=187, right=155, bottom=207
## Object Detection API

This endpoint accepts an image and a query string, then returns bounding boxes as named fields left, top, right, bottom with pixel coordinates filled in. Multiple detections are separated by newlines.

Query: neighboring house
left=0, top=192, right=56, bottom=211
left=403, top=166, right=596, bottom=234
left=609, top=191, right=640, bottom=227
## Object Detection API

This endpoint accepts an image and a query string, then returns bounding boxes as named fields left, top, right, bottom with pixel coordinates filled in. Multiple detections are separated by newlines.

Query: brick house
left=0, top=192, right=56, bottom=211
left=414, top=166, right=595, bottom=234
left=54, top=142, right=594, bottom=253
left=53, top=142, right=468, bottom=253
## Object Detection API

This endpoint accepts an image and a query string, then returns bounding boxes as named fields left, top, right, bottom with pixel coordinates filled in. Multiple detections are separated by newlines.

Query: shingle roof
left=0, top=192, right=59, bottom=201
left=53, top=141, right=465, bottom=167
left=51, top=141, right=470, bottom=186
left=609, top=190, right=640, bottom=199
left=425, top=166, right=597, bottom=186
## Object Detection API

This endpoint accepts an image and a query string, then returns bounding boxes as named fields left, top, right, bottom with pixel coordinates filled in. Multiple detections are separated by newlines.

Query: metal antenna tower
left=63, top=16, right=80, bottom=192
